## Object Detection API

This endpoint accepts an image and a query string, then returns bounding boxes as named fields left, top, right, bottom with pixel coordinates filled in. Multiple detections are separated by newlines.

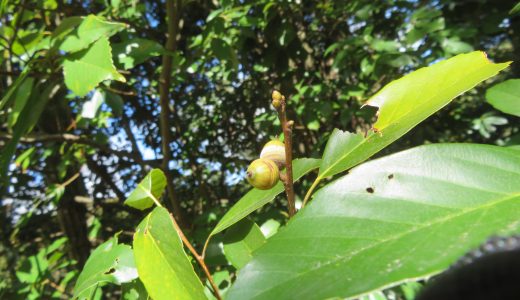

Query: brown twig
left=272, top=91, right=296, bottom=217
left=158, top=0, right=185, bottom=227
left=149, top=194, right=221, bottom=299
left=168, top=212, right=222, bottom=300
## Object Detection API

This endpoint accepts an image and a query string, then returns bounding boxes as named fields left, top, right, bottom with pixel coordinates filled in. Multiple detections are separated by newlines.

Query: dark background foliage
left=1, top=0, right=518, bottom=298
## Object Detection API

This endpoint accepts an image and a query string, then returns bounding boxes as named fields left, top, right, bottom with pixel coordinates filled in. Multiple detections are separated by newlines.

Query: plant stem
left=151, top=194, right=222, bottom=300
left=159, top=0, right=185, bottom=227
left=275, top=92, right=296, bottom=217
left=168, top=213, right=223, bottom=300
left=302, top=177, right=320, bottom=207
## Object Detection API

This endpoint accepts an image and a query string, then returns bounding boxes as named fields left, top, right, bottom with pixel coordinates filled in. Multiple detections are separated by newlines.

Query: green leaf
left=124, top=169, right=166, bottom=210
left=113, top=38, right=164, bottom=70
left=63, top=36, right=125, bottom=97
left=121, top=279, right=149, bottom=300
left=223, top=218, right=266, bottom=269
left=133, top=207, right=206, bottom=300
left=73, top=235, right=137, bottom=299
left=0, top=81, right=59, bottom=184
left=486, top=79, right=520, bottom=117
left=510, top=2, right=520, bottom=15
left=318, top=129, right=364, bottom=179
left=227, top=144, right=520, bottom=300
left=309, top=51, right=510, bottom=193
left=0, top=67, right=29, bottom=111
left=7, top=77, right=34, bottom=128
left=210, top=158, right=320, bottom=237
left=57, top=15, right=126, bottom=53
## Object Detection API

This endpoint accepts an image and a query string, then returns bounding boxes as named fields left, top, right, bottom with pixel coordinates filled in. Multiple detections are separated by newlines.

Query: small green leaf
left=227, top=144, right=520, bottom=300
left=63, top=36, right=125, bottom=97
left=124, top=169, right=166, bottom=210
left=133, top=207, right=206, bottom=300
left=210, top=158, right=320, bottom=237
left=73, top=236, right=137, bottom=299
left=57, top=15, right=126, bottom=53
left=486, top=79, right=520, bottom=117
left=223, top=219, right=266, bottom=269
left=113, top=38, right=164, bottom=69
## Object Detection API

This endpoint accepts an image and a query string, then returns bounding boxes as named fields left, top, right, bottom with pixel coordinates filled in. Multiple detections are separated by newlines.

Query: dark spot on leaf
left=105, top=268, right=116, bottom=275
left=144, top=228, right=148, bottom=235
left=366, top=187, right=374, bottom=193
left=388, top=174, right=394, bottom=179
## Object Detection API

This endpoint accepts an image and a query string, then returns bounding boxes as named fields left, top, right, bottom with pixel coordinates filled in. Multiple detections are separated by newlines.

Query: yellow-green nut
left=246, top=158, right=279, bottom=190
left=272, top=90, right=283, bottom=108
left=260, top=140, right=286, bottom=168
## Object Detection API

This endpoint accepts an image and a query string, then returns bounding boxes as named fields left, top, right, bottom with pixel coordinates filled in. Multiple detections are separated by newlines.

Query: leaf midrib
left=249, top=192, right=520, bottom=299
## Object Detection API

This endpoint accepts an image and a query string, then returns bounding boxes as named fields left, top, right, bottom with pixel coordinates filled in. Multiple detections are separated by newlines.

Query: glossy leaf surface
left=228, top=144, right=520, bottom=300
left=314, top=52, right=510, bottom=183
left=133, top=207, right=206, bottom=300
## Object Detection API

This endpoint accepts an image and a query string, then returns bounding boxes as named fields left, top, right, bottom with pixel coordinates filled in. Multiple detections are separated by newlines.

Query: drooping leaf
left=133, top=207, right=206, bottom=300
left=7, top=77, right=34, bottom=128
left=56, top=15, right=126, bottom=53
left=124, top=169, right=166, bottom=210
left=210, top=158, right=320, bottom=237
left=63, top=36, right=125, bottom=97
left=0, top=81, right=60, bottom=183
left=309, top=52, right=510, bottom=194
left=0, top=67, right=29, bottom=110
left=222, top=218, right=266, bottom=269
left=486, top=79, right=520, bottom=117
left=73, top=236, right=137, bottom=299
left=227, top=144, right=520, bottom=300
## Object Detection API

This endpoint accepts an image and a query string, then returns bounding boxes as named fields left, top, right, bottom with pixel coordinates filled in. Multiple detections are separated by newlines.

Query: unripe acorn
left=272, top=90, right=283, bottom=108
left=246, top=159, right=279, bottom=190
left=260, top=140, right=286, bottom=168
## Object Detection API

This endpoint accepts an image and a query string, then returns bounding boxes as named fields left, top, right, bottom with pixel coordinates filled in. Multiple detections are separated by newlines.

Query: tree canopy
left=1, top=0, right=519, bottom=298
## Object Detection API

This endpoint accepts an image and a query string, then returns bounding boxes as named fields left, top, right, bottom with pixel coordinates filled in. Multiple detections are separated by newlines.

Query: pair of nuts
left=246, top=140, right=286, bottom=190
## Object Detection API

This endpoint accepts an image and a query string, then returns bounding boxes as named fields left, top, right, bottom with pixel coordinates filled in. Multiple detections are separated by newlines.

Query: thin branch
left=0, top=132, right=157, bottom=168
left=149, top=195, right=222, bottom=300
left=159, top=0, right=185, bottom=226
left=273, top=91, right=296, bottom=217
left=168, top=212, right=222, bottom=300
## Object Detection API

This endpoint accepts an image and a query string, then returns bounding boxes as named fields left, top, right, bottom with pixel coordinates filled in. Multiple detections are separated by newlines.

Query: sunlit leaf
left=73, top=236, right=137, bottom=299
left=124, top=169, right=166, bottom=210
left=133, top=207, right=206, bottom=300
left=63, top=36, right=125, bottom=97
left=308, top=52, right=510, bottom=198
left=56, top=15, right=126, bottom=52
left=227, top=144, right=520, bottom=300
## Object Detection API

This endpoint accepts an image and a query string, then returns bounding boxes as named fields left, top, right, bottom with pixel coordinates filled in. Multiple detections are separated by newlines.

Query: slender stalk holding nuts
left=272, top=90, right=296, bottom=218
